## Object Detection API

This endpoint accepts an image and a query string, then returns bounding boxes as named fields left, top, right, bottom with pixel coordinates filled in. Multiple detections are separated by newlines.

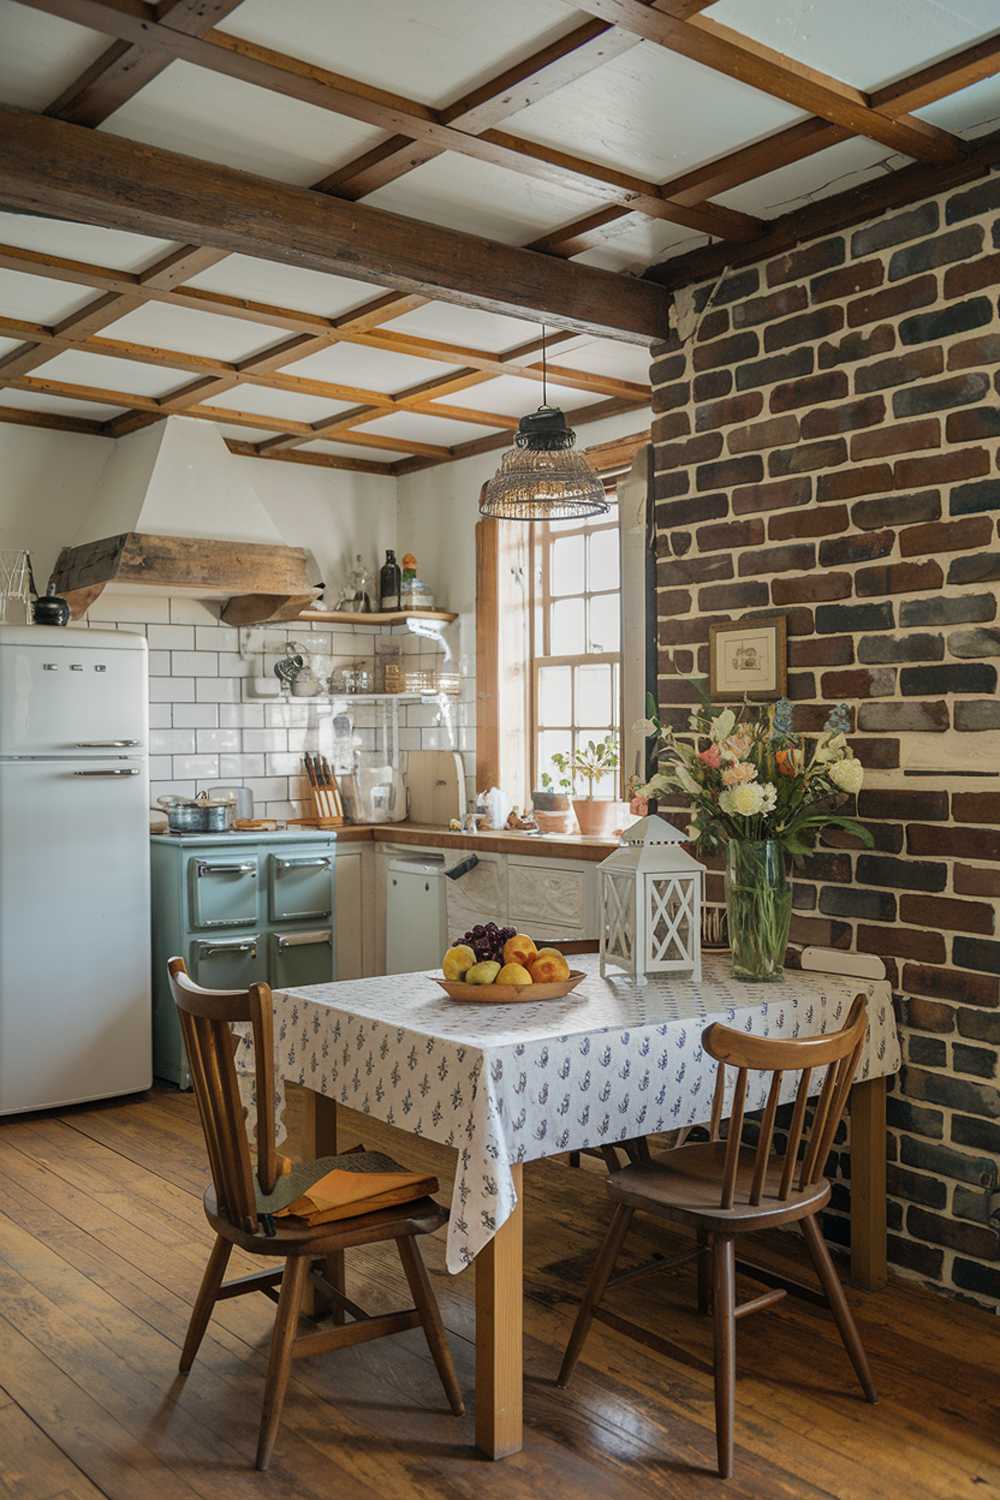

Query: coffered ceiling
left=0, top=0, right=997, bottom=475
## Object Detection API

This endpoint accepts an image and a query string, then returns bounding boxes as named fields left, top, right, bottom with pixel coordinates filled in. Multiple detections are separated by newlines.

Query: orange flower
left=776, top=748, right=800, bottom=778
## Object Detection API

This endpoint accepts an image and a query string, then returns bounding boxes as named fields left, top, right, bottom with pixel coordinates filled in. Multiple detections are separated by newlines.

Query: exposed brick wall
left=650, top=171, right=1000, bottom=1311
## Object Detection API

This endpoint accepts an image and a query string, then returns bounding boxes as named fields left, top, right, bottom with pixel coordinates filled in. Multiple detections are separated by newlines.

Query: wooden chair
left=168, top=957, right=464, bottom=1470
left=558, top=995, right=877, bottom=1478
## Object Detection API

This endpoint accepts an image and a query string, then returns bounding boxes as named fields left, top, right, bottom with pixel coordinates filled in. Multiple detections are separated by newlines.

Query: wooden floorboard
left=0, top=1085, right=996, bottom=1498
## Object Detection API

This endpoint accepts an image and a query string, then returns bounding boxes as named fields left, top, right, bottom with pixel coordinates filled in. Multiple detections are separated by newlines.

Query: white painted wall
left=0, top=424, right=114, bottom=586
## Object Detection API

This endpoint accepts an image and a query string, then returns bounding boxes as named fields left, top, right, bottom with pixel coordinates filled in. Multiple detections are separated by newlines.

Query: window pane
left=575, top=663, right=610, bottom=725
left=550, top=534, right=585, bottom=596
left=588, top=527, right=619, bottom=592
left=550, top=596, right=586, bottom=655
left=538, top=665, right=571, bottom=725
left=537, top=731, right=572, bottom=788
left=588, top=593, right=620, bottom=653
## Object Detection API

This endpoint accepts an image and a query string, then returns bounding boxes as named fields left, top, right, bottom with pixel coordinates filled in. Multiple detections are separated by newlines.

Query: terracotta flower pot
left=572, top=797, right=621, bottom=839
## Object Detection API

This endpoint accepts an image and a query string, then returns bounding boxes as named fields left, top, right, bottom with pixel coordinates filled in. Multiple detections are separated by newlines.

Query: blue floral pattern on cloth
left=234, top=953, right=900, bottom=1274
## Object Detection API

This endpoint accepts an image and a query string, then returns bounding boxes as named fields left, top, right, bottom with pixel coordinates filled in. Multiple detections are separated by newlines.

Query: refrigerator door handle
left=75, top=739, right=141, bottom=748
left=72, top=767, right=142, bottom=777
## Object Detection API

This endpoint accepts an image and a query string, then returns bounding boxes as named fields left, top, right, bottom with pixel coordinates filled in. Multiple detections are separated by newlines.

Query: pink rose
left=698, top=744, right=722, bottom=769
left=629, top=794, right=649, bottom=816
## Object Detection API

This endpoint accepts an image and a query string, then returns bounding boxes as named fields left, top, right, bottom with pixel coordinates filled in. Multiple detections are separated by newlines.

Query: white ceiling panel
left=218, top=0, right=575, bottom=108
left=431, top=374, right=606, bottom=420
left=361, top=411, right=504, bottom=447
left=100, top=303, right=286, bottom=362
left=206, top=386, right=352, bottom=424
left=918, top=74, right=1000, bottom=137
left=300, top=439, right=412, bottom=460
left=0, top=6, right=108, bottom=110
left=28, top=350, right=187, bottom=399
left=181, top=254, right=385, bottom=318
left=572, top=217, right=705, bottom=272
left=380, top=301, right=542, bottom=353
left=101, top=61, right=385, bottom=186
left=717, top=137, right=908, bottom=218
left=551, top=338, right=652, bottom=386
left=0, top=338, right=18, bottom=359
left=508, top=41, right=805, bottom=182
left=0, top=388, right=125, bottom=421
left=0, top=212, right=175, bottom=274
left=706, top=0, right=1000, bottom=93
left=281, top=342, right=456, bottom=393
left=366, top=154, right=599, bottom=245
left=0, top=268, right=97, bottom=324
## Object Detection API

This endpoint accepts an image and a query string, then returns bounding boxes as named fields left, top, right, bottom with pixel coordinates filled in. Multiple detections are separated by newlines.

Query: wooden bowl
left=434, top=970, right=586, bottom=1003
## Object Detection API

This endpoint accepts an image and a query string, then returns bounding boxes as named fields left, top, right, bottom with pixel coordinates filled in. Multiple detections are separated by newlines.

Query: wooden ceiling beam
left=393, top=395, right=642, bottom=475
left=0, top=106, right=670, bottom=344
left=0, top=402, right=108, bottom=436
left=870, top=33, right=1000, bottom=115
left=567, top=1, right=963, bottom=164
left=223, top=437, right=396, bottom=476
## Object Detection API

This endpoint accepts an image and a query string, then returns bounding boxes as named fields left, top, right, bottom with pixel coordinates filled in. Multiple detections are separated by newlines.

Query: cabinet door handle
left=199, top=942, right=257, bottom=958
left=274, top=857, right=331, bottom=871
left=72, top=767, right=140, bottom=777
left=75, top=739, right=140, bottom=748
left=275, top=930, right=332, bottom=949
left=196, top=861, right=257, bottom=877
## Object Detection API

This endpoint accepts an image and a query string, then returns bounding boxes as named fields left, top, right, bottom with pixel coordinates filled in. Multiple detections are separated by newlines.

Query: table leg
left=475, top=1161, right=523, bottom=1458
left=300, top=1089, right=346, bottom=1321
left=850, top=1076, right=887, bottom=1291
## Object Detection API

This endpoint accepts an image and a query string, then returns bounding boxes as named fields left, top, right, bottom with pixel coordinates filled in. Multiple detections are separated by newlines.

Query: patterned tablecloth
left=235, top=952, right=900, bottom=1274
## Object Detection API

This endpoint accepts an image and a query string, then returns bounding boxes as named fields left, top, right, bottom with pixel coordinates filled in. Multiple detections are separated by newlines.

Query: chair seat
left=606, top=1141, right=830, bottom=1232
left=205, top=1148, right=449, bottom=1254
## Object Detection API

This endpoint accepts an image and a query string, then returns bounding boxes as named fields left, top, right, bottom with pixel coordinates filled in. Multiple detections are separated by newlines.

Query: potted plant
left=561, top=737, right=621, bottom=839
left=531, top=768, right=575, bottom=834
left=635, top=690, right=873, bottom=982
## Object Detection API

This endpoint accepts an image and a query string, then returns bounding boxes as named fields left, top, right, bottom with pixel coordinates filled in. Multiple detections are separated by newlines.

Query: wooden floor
left=0, top=1087, right=997, bottom=1500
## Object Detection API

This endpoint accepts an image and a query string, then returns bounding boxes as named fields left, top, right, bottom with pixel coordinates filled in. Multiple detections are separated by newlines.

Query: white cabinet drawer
left=507, top=858, right=593, bottom=936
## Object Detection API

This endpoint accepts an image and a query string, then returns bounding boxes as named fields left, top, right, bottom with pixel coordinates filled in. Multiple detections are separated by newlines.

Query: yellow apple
left=496, top=962, right=533, bottom=986
left=442, top=943, right=476, bottom=981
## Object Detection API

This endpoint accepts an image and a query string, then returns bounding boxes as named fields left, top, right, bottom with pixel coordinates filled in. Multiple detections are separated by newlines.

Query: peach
left=502, top=933, right=538, bottom=967
left=528, top=949, right=570, bottom=983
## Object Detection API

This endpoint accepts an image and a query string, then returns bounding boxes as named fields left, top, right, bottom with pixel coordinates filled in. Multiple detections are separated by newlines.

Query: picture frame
left=708, top=615, right=787, bottom=702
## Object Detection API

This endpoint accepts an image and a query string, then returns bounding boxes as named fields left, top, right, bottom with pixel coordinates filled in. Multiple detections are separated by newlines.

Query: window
left=530, top=503, right=621, bottom=798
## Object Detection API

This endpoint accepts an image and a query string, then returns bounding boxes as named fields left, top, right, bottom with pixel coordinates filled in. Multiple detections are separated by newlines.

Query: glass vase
left=725, top=839, right=792, bottom=983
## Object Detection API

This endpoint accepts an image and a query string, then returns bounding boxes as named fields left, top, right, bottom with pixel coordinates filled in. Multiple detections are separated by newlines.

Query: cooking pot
left=156, top=794, right=234, bottom=834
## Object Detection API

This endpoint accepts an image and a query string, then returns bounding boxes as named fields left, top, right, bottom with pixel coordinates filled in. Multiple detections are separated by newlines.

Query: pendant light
left=478, top=326, right=609, bottom=521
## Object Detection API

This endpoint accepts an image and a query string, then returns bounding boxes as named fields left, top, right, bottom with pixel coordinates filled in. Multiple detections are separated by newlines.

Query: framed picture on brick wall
left=709, top=616, right=787, bottom=702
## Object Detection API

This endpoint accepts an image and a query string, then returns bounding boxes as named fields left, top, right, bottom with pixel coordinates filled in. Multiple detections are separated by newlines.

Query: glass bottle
left=379, top=548, right=401, bottom=612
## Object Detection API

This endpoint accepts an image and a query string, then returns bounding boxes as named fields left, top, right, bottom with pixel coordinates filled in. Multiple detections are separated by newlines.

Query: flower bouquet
left=634, top=692, right=872, bottom=981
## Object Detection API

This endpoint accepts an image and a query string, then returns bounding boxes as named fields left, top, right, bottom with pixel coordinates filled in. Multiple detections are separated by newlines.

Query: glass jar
left=724, top=839, right=792, bottom=983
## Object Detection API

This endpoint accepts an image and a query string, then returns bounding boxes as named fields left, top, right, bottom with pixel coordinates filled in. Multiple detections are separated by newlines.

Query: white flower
left=720, top=780, right=777, bottom=818
left=813, top=731, right=847, bottom=764
left=632, top=717, right=658, bottom=738
left=758, top=782, right=778, bottom=814
left=829, top=757, right=863, bottom=794
left=709, top=708, right=736, bottom=743
left=675, top=765, right=702, bottom=796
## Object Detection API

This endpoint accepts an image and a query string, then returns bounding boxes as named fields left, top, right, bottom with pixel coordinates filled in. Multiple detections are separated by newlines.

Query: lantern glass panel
left=647, top=875, right=695, bottom=964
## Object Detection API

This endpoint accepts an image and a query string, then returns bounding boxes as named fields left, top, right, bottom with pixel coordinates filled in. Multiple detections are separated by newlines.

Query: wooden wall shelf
left=299, top=608, right=458, bottom=626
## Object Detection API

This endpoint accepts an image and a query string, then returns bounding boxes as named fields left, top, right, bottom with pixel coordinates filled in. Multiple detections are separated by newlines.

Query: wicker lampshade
left=479, top=405, right=609, bottom=521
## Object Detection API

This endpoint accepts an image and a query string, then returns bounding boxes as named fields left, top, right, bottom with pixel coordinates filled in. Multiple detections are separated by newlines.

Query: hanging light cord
left=541, top=323, right=547, bottom=407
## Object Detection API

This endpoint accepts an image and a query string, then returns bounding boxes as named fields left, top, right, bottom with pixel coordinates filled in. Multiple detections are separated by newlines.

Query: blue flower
left=823, top=701, right=852, bottom=735
left=772, top=697, right=794, bottom=737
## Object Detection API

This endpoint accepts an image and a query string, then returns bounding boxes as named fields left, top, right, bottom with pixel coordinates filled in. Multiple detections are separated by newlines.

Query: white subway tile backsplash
left=243, top=728, right=287, bottom=752
left=172, top=651, right=218, bottom=677
left=220, top=703, right=264, bottom=728
left=147, top=651, right=172, bottom=675
left=219, top=752, right=266, bottom=778
left=149, top=756, right=173, bottom=779
left=149, top=704, right=172, bottom=729
left=148, top=624, right=194, bottom=650
left=266, top=752, right=302, bottom=776
left=196, top=679, right=240, bottom=702
left=173, top=753, right=220, bottom=779
left=217, top=652, right=252, bottom=677
left=244, top=776, right=289, bottom=801
left=172, top=704, right=219, bottom=729
left=150, top=729, right=197, bottom=755
left=196, top=727, right=241, bottom=753
left=150, top=778, right=196, bottom=800
left=150, top=677, right=195, bottom=702
left=197, top=625, right=238, bottom=652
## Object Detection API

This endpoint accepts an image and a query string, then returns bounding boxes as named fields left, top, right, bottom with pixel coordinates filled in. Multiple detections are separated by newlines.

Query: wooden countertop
left=333, top=821, right=616, bottom=861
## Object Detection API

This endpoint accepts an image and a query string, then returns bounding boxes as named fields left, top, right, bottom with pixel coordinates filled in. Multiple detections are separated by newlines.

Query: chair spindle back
left=167, top=957, right=279, bottom=1231
left=703, top=995, right=867, bottom=1210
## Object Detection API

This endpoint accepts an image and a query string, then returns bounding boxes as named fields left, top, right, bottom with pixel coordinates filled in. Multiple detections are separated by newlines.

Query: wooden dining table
left=238, top=953, right=901, bottom=1460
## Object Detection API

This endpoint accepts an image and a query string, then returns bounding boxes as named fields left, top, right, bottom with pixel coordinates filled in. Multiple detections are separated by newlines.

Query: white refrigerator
left=0, top=624, right=152, bottom=1114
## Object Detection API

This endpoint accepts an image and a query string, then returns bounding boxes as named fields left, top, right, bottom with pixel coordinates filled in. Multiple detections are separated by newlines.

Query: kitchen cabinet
left=151, top=830, right=338, bottom=1087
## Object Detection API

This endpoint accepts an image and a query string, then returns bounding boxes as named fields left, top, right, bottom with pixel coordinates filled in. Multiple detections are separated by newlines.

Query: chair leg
left=256, top=1255, right=309, bottom=1471
left=180, top=1233, right=233, bottom=1373
left=712, top=1235, right=736, bottom=1480
left=568, top=1151, right=582, bottom=1169
left=557, top=1203, right=634, bottom=1388
left=396, top=1235, right=465, bottom=1416
left=801, top=1214, right=877, bottom=1403
left=696, top=1230, right=712, bottom=1315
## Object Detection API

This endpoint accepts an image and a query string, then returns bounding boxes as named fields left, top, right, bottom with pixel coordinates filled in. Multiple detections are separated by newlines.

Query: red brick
left=946, top=407, right=1000, bottom=443
left=656, top=493, right=728, bottom=527
left=695, top=518, right=764, bottom=552
left=854, top=560, right=944, bottom=597
left=903, top=962, right=1000, bottom=1008
left=692, top=329, right=758, bottom=372
left=900, top=894, right=996, bottom=935
left=954, top=864, right=1000, bottom=897
left=732, top=476, right=811, bottom=514
left=858, top=925, right=947, bottom=963
left=847, top=274, right=937, bottom=328
left=738, top=542, right=816, bottom=576
left=657, top=589, right=693, bottom=616
left=768, top=504, right=849, bottom=540
left=859, top=790, right=949, bottom=820
left=852, top=492, right=940, bottom=530
left=788, top=915, right=852, bottom=948
left=764, top=304, right=844, bottom=351
left=693, top=369, right=731, bottom=402
left=821, top=667, right=896, bottom=697
left=731, top=284, right=807, bottom=327
left=894, top=448, right=990, bottom=488
left=908, top=825, right=1000, bottom=860
left=817, top=463, right=893, bottom=501
left=658, top=554, right=733, bottom=586
left=943, top=250, right=1000, bottom=300
left=789, top=634, right=854, bottom=665
left=659, top=615, right=724, bottom=646
left=655, top=432, right=724, bottom=469
left=801, top=394, right=885, bottom=439
left=651, top=410, right=691, bottom=444
left=946, top=332, right=1000, bottom=371
left=850, top=417, right=940, bottom=460
left=810, top=258, right=885, bottom=303
left=696, top=455, right=763, bottom=491
left=953, top=793, right=1000, bottom=823
left=902, top=995, right=957, bottom=1033
left=652, top=380, right=690, bottom=413
left=727, top=414, right=799, bottom=453
left=820, top=530, right=894, bottom=566
left=767, top=237, right=844, bottom=287
left=850, top=737, right=900, bottom=769
left=855, top=345, right=943, bottom=393
left=770, top=437, right=848, bottom=475
left=696, top=307, right=729, bottom=342
left=772, top=572, right=852, bottom=604
left=698, top=580, right=770, bottom=611
left=819, top=324, right=895, bottom=369
left=899, top=516, right=993, bottom=557
left=695, top=390, right=763, bottom=431
left=770, top=370, right=848, bottom=413
left=653, top=469, right=690, bottom=501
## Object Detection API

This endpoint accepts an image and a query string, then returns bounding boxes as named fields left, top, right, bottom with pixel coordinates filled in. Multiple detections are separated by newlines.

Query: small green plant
left=540, top=768, right=572, bottom=794
left=553, top=736, right=619, bottom=799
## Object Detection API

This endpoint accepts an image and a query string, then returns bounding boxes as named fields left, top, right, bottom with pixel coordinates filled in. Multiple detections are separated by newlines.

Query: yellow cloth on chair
left=273, top=1151, right=439, bottom=1226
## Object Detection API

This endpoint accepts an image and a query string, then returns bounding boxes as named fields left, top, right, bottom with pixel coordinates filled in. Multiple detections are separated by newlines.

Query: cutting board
left=405, top=749, right=467, bottom=825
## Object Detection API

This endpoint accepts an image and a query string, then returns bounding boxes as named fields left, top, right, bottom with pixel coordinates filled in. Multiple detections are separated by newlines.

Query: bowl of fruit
left=436, top=926, right=585, bottom=1002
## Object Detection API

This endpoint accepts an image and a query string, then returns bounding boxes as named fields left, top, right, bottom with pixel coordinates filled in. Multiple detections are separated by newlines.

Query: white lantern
left=599, top=814, right=704, bottom=982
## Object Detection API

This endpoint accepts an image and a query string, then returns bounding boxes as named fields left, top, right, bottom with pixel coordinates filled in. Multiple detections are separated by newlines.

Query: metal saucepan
left=155, top=794, right=234, bottom=834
